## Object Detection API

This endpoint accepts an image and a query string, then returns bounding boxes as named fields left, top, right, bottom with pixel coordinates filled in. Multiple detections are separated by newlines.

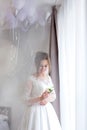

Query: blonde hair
left=35, top=51, right=51, bottom=73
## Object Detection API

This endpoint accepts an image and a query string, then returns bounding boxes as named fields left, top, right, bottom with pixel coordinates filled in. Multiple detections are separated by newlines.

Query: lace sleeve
left=46, top=76, right=56, bottom=102
left=24, top=80, right=32, bottom=101
left=23, top=79, right=32, bottom=105
left=24, top=77, right=41, bottom=106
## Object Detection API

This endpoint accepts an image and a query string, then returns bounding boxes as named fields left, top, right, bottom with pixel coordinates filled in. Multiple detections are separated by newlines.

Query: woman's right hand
left=40, top=91, right=50, bottom=100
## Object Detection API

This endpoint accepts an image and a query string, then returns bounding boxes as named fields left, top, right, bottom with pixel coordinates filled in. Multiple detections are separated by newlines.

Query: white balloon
left=5, top=13, right=17, bottom=28
left=12, top=0, right=25, bottom=10
left=17, top=8, right=27, bottom=22
left=0, top=0, right=54, bottom=30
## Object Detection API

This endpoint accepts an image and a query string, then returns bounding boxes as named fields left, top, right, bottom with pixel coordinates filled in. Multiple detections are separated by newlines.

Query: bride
left=19, top=51, right=61, bottom=130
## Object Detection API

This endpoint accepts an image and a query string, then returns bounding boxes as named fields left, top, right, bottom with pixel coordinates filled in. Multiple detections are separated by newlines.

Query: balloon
left=0, top=0, right=53, bottom=31
left=12, top=0, right=25, bottom=10
left=5, top=11, right=17, bottom=29
left=16, top=8, right=27, bottom=22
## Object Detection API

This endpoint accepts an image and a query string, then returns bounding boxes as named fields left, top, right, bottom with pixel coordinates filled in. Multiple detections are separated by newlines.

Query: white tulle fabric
left=19, top=75, right=61, bottom=130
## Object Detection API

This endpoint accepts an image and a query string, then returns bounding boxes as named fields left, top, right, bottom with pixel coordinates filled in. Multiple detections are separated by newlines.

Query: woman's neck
left=35, top=72, right=48, bottom=79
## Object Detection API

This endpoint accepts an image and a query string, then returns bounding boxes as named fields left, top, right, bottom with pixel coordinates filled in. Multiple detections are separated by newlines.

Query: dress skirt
left=19, top=102, right=61, bottom=130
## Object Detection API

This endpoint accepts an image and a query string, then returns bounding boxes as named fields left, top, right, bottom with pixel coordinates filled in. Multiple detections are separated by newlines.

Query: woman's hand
left=40, top=91, right=50, bottom=100
left=40, top=91, right=50, bottom=105
left=40, top=100, right=48, bottom=105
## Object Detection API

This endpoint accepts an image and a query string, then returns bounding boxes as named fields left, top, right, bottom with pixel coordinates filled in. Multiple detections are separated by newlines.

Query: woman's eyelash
left=40, top=65, right=48, bottom=67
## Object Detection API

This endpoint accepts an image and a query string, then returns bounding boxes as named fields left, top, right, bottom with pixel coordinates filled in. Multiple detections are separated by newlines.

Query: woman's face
left=38, top=59, right=49, bottom=75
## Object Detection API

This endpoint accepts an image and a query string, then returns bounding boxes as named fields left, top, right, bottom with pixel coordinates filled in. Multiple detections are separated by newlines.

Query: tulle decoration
left=5, top=11, right=17, bottom=29
left=0, top=0, right=56, bottom=31
left=12, top=0, right=26, bottom=10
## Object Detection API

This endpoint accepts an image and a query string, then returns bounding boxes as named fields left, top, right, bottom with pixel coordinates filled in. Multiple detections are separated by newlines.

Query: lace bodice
left=24, top=75, right=56, bottom=105
left=30, top=75, right=54, bottom=97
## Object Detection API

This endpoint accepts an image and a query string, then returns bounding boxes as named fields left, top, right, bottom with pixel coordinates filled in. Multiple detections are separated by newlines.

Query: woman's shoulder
left=27, top=74, right=37, bottom=81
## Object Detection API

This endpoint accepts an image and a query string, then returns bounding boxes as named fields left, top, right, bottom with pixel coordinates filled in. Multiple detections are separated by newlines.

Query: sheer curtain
left=58, top=0, right=87, bottom=130
left=75, top=0, right=86, bottom=130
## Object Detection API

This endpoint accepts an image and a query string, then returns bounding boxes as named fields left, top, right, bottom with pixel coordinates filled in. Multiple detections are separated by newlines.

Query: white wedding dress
left=19, top=75, right=61, bottom=130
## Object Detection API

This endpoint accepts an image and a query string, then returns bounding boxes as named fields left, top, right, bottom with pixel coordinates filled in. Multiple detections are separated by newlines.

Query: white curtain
left=58, top=0, right=87, bottom=130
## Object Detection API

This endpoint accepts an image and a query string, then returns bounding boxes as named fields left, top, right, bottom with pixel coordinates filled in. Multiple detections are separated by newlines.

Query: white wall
left=0, top=25, right=50, bottom=130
